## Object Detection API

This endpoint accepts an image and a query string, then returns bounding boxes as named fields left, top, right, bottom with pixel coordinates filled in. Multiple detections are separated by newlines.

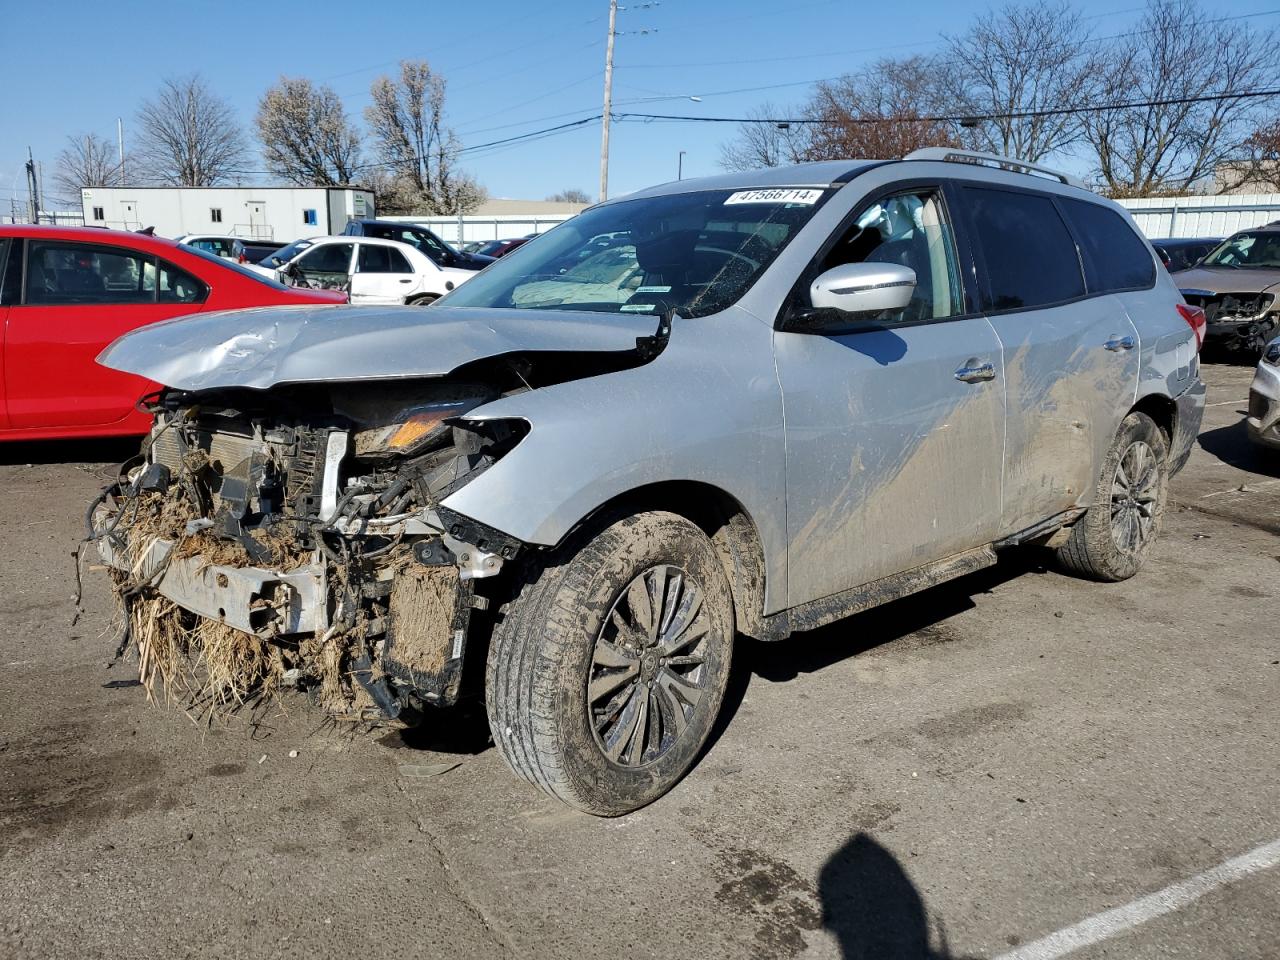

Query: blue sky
left=2, top=0, right=1277, bottom=209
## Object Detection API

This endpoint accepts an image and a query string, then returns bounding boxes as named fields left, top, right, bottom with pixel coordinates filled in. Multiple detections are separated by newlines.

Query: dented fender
left=441, top=307, right=792, bottom=614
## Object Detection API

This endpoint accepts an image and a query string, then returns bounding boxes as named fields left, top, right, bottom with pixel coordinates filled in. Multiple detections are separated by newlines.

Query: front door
left=774, top=187, right=1006, bottom=608
left=349, top=243, right=419, bottom=304
left=121, top=200, right=138, bottom=229
left=291, top=242, right=354, bottom=294
left=958, top=185, right=1141, bottom=534
left=6, top=238, right=205, bottom=429
left=247, top=201, right=266, bottom=238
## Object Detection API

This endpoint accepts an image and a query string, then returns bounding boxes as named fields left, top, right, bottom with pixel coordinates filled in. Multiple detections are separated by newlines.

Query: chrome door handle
left=954, top=359, right=996, bottom=383
left=1104, top=335, right=1135, bottom=351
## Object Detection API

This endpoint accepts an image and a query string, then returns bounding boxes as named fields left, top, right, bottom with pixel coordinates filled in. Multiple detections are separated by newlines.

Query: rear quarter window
left=1058, top=198, right=1155, bottom=292
left=963, top=186, right=1085, bottom=311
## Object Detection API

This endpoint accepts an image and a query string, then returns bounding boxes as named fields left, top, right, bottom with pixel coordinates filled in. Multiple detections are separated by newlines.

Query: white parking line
left=1205, top=398, right=1249, bottom=406
left=994, top=837, right=1280, bottom=960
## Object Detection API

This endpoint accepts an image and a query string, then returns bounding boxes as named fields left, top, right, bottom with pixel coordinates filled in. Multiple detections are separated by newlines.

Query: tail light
left=1177, top=303, right=1206, bottom=351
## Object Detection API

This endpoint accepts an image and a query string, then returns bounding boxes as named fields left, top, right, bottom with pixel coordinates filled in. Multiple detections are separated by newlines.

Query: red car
left=0, top=226, right=346, bottom=441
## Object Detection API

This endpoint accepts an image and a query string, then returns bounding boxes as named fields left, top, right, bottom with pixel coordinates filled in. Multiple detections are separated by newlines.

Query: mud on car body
left=95, top=149, right=1206, bottom=816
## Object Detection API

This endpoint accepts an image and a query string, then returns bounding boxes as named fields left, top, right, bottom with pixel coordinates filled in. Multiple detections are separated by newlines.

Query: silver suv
left=95, top=149, right=1206, bottom=815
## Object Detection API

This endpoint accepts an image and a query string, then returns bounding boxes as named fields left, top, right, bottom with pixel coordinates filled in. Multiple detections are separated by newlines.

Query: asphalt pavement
left=1, top=361, right=1277, bottom=960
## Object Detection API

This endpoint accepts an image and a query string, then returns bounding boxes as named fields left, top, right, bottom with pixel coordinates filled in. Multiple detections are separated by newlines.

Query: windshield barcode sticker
left=724, top=188, right=823, bottom=205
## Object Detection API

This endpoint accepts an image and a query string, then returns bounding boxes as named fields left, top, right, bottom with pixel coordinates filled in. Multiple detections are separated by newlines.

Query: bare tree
left=256, top=77, right=361, bottom=185
left=944, top=1, right=1101, bottom=162
left=719, top=103, right=808, bottom=171
left=799, top=56, right=959, bottom=161
left=1084, top=0, right=1280, bottom=197
left=1224, top=119, right=1280, bottom=192
left=54, top=132, right=123, bottom=194
left=365, top=60, right=485, bottom=214
left=547, top=188, right=592, bottom=203
left=135, top=75, right=247, bottom=186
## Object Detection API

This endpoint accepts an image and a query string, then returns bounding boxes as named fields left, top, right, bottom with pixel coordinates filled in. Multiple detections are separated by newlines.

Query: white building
left=79, top=186, right=376, bottom=242
left=1117, top=194, right=1280, bottom=239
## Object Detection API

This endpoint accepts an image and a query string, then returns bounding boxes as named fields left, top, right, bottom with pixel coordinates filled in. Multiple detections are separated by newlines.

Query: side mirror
left=809, top=262, right=916, bottom=315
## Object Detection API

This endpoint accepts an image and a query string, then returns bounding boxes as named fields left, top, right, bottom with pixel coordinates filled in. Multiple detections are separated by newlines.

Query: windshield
left=180, top=244, right=292, bottom=290
left=440, top=187, right=829, bottom=317
left=261, top=239, right=313, bottom=269
left=1202, top=232, right=1280, bottom=269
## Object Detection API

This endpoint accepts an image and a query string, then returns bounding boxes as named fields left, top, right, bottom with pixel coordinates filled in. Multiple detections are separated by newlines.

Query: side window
left=358, top=245, right=414, bottom=274
left=963, top=186, right=1085, bottom=310
left=387, top=248, right=413, bottom=273
left=813, top=190, right=964, bottom=322
left=1058, top=198, right=1155, bottom=293
left=0, top=240, right=17, bottom=304
left=302, top=209, right=318, bottom=226
left=297, top=243, right=354, bottom=275
left=25, top=240, right=158, bottom=305
left=158, top=261, right=209, bottom=304
left=357, top=244, right=393, bottom=273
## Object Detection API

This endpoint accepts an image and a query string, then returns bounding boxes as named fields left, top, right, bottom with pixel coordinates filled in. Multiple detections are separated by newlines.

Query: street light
left=678, top=150, right=687, bottom=180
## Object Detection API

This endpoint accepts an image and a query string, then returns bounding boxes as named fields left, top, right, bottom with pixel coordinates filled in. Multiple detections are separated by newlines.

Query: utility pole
left=25, top=147, right=39, bottom=223
left=599, top=0, right=618, bottom=202
left=117, top=117, right=126, bottom=184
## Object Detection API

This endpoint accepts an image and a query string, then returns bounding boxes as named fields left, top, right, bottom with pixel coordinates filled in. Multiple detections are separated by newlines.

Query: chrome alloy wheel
left=588, top=565, right=710, bottom=767
left=1110, top=439, right=1160, bottom=553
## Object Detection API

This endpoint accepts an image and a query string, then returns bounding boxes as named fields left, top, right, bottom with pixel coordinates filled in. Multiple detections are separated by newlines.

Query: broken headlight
left=353, top=399, right=482, bottom=458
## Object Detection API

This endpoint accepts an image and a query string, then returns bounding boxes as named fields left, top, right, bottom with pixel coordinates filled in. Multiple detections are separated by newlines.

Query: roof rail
left=904, top=148, right=1087, bottom=190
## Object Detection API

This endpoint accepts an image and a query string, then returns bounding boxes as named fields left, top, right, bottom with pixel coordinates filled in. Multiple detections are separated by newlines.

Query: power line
left=615, top=85, right=1280, bottom=128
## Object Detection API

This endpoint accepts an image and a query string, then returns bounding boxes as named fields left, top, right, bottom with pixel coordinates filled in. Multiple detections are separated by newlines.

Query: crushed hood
left=1172, top=265, right=1280, bottom=297
left=97, top=304, right=662, bottom=392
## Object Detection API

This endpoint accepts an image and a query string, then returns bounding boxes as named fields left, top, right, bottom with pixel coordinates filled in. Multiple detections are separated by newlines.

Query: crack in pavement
left=1173, top=497, right=1280, bottom=535
left=393, top=780, right=516, bottom=958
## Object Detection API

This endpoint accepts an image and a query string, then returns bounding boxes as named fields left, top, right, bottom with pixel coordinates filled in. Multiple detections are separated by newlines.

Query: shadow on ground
left=819, top=832, right=978, bottom=959
left=1198, top=421, right=1280, bottom=478
left=700, top=552, right=1049, bottom=758
left=0, top=436, right=140, bottom=467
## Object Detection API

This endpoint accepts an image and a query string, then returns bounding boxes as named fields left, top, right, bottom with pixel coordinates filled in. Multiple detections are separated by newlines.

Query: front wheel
left=407, top=294, right=439, bottom=306
left=485, top=512, right=734, bottom=816
left=1057, top=411, right=1169, bottom=581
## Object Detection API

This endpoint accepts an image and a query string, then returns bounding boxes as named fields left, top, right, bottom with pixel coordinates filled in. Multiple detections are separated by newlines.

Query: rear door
left=349, top=243, right=418, bottom=303
left=959, top=184, right=1140, bottom=534
left=5, top=239, right=209, bottom=429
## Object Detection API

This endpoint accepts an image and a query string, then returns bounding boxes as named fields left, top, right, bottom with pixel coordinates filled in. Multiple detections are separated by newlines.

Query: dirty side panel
left=772, top=318, right=1006, bottom=609
left=988, top=296, right=1139, bottom=535
left=441, top=307, right=791, bottom=613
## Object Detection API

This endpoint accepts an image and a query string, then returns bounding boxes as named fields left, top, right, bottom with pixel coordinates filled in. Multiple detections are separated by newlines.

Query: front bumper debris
left=94, top=402, right=524, bottom=720
left=99, top=535, right=328, bottom=637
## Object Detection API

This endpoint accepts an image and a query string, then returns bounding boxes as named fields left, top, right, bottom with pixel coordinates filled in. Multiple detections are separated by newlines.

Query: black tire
left=485, top=511, right=734, bottom=816
left=1057, top=411, right=1169, bottom=582
left=408, top=294, right=439, bottom=306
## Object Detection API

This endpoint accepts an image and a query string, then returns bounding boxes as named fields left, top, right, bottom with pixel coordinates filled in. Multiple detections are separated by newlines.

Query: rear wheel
left=485, top=511, right=734, bottom=816
left=407, top=294, right=439, bottom=306
left=1057, top=411, right=1169, bottom=581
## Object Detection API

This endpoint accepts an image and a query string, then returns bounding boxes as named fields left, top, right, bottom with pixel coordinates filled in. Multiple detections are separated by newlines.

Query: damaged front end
left=92, top=379, right=528, bottom=722
left=1180, top=288, right=1278, bottom=353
